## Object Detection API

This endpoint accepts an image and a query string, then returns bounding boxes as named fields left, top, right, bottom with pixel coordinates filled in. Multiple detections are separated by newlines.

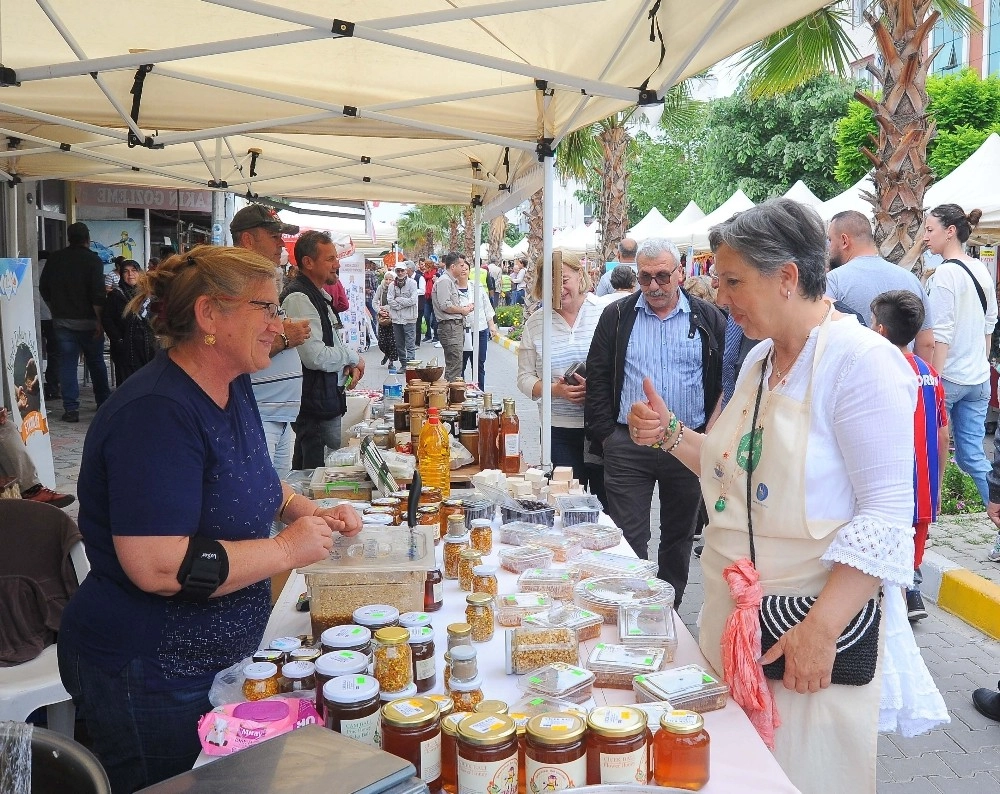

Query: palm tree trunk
left=463, top=206, right=475, bottom=262
left=526, top=189, right=544, bottom=309
left=599, top=125, right=631, bottom=264
left=858, top=0, right=939, bottom=267
left=488, top=215, right=506, bottom=265
left=449, top=217, right=460, bottom=253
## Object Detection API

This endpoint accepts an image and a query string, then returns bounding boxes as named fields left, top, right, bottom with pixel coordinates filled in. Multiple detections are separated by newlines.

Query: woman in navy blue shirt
left=59, top=245, right=362, bottom=793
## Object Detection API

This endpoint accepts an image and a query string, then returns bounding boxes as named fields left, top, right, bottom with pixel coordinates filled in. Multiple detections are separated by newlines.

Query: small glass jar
left=449, top=645, right=479, bottom=682
left=242, top=661, right=280, bottom=701
left=465, top=593, right=495, bottom=643
left=278, top=660, right=316, bottom=694
left=441, top=498, right=466, bottom=542
left=427, top=694, right=455, bottom=719
left=525, top=713, right=588, bottom=790
left=441, top=711, right=473, bottom=794
left=425, top=569, right=444, bottom=612
left=586, top=706, right=650, bottom=785
left=372, top=496, right=403, bottom=522
left=446, top=623, right=474, bottom=653
left=474, top=700, right=509, bottom=715
left=315, top=651, right=369, bottom=719
left=400, top=611, right=433, bottom=630
left=353, top=605, right=401, bottom=632
left=471, top=565, right=498, bottom=597
left=269, top=636, right=302, bottom=665
left=408, top=626, right=437, bottom=693
left=446, top=513, right=468, bottom=537
left=252, top=648, right=283, bottom=665
left=469, top=518, right=493, bottom=556
left=443, top=651, right=453, bottom=692
left=323, top=674, right=382, bottom=747
left=459, top=548, right=485, bottom=592
left=418, top=504, right=442, bottom=540
left=380, top=682, right=418, bottom=703
left=420, top=486, right=443, bottom=505
left=364, top=506, right=398, bottom=522
left=290, top=647, right=321, bottom=664
left=444, top=534, right=470, bottom=580
left=652, top=710, right=710, bottom=790
left=381, top=697, right=443, bottom=791
left=321, top=624, right=373, bottom=659
left=449, top=676, right=485, bottom=714
left=456, top=714, right=519, bottom=794
left=373, top=627, right=414, bottom=694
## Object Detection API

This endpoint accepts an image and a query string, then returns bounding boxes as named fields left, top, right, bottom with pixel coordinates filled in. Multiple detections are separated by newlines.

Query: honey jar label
left=458, top=752, right=518, bottom=794
left=391, top=700, right=425, bottom=718
left=416, top=657, right=436, bottom=682
left=341, top=712, right=380, bottom=747
left=467, top=715, right=506, bottom=734
left=599, top=746, right=647, bottom=784
left=526, top=757, right=586, bottom=792
left=538, top=716, right=577, bottom=731
left=420, top=732, right=442, bottom=782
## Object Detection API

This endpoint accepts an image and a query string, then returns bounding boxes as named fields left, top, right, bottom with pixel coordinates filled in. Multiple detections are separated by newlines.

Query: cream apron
left=698, top=311, right=881, bottom=794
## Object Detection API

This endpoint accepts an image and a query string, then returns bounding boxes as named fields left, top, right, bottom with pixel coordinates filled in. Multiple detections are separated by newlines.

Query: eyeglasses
left=637, top=266, right=679, bottom=287
left=708, top=267, right=719, bottom=287
left=218, top=296, right=285, bottom=321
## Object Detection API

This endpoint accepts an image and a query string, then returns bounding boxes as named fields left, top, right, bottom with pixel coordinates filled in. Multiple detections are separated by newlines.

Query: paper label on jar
left=503, top=433, right=520, bottom=456
left=340, top=711, right=380, bottom=747
left=458, top=751, right=519, bottom=794
left=420, top=732, right=442, bottom=782
left=433, top=582, right=444, bottom=602
left=415, top=656, right=436, bottom=682
left=599, top=745, right=647, bottom=784
left=526, top=755, right=586, bottom=791
left=538, top=716, right=577, bottom=731
left=467, top=715, right=506, bottom=734
left=391, top=699, right=424, bottom=718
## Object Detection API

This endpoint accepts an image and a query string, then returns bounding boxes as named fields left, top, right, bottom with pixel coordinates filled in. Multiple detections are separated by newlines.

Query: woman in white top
left=453, top=258, right=497, bottom=390
left=925, top=204, right=998, bottom=508
left=627, top=198, right=945, bottom=793
left=517, top=251, right=604, bottom=501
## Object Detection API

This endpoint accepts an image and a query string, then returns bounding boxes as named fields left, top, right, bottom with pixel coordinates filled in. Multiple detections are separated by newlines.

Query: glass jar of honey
left=321, top=625, right=373, bottom=659
left=441, top=498, right=466, bottom=541
left=399, top=612, right=433, bottom=630
left=652, top=710, right=710, bottom=790
left=315, top=651, right=369, bottom=720
left=417, top=504, right=442, bottom=540
left=525, top=713, right=588, bottom=791
left=456, top=714, right=520, bottom=794
left=381, top=697, right=443, bottom=791
left=371, top=497, right=403, bottom=522
left=373, top=627, right=414, bottom=695
left=353, top=605, right=400, bottom=632
left=471, top=565, right=498, bottom=597
left=586, top=706, right=650, bottom=785
left=441, top=711, right=473, bottom=794
left=427, top=694, right=455, bottom=719
left=443, top=533, right=470, bottom=580
left=474, top=700, right=509, bottom=715
left=459, top=548, right=484, bottom=592
left=407, top=626, right=437, bottom=693
left=424, top=568, right=444, bottom=612
left=469, top=518, right=493, bottom=556
left=420, top=486, right=443, bottom=505
left=323, top=674, right=381, bottom=747
left=279, top=661, right=316, bottom=694
left=465, top=593, right=494, bottom=643
left=242, top=661, right=280, bottom=701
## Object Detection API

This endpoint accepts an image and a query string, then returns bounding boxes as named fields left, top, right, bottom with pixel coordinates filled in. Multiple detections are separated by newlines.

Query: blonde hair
left=127, top=245, right=276, bottom=348
left=529, top=249, right=592, bottom=303
left=683, top=275, right=717, bottom=303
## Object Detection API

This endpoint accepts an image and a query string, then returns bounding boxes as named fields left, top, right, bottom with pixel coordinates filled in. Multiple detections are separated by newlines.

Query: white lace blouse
left=737, top=315, right=917, bottom=588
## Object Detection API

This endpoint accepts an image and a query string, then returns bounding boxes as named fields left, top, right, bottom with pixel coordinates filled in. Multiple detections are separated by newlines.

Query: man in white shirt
left=595, top=238, right=638, bottom=296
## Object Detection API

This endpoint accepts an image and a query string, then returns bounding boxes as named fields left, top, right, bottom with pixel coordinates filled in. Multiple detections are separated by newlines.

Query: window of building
left=931, top=15, right=965, bottom=75
left=852, top=0, right=867, bottom=28
left=988, top=7, right=1000, bottom=75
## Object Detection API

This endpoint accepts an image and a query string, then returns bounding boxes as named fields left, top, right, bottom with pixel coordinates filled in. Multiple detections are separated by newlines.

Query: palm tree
left=396, top=204, right=465, bottom=258
left=488, top=215, right=506, bottom=265
left=462, top=205, right=475, bottom=262
left=739, top=1, right=980, bottom=266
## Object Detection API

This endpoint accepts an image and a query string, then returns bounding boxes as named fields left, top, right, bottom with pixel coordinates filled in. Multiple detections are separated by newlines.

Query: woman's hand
left=315, top=503, right=364, bottom=537
left=274, top=515, right=337, bottom=568
left=553, top=375, right=586, bottom=404
left=758, top=620, right=837, bottom=694
left=627, top=377, right=672, bottom=446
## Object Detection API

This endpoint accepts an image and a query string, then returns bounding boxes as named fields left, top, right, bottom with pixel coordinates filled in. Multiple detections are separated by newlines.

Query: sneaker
left=906, top=589, right=928, bottom=622
left=60, top=411, right=79, bottom=423
left=21, top=485, right=75, bottom=509
left=989, top=533, right=1000, bottom=563
left=693, top=544, right=704, bottom=558
left=434, top=342, right=442, bottom=348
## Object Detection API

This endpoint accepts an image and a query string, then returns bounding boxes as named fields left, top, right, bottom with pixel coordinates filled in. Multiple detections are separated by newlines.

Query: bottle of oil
left=419, top=407, right=451, bottom=498
left=477, top=393, right=500, bottom=471
left=499, top=398, right=521, bottom=474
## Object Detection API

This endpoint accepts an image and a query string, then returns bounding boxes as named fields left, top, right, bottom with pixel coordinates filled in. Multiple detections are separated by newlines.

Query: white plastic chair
left=0, top=540, right=89, bottom=736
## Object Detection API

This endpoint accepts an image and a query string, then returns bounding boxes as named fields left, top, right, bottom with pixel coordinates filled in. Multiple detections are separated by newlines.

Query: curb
left=922, top=549, right=1000, bottom=640
left=492, top=333, right=520, bottom=354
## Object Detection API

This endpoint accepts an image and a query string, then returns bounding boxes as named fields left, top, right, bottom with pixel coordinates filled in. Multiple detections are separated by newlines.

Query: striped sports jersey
left=906, top=353, right=948, bottom=524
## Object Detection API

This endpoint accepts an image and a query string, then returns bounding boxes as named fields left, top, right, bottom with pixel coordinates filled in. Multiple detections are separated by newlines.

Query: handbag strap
left=745, top=362, right=768, bottom=566
left=944, top=258, right=987, bottom=315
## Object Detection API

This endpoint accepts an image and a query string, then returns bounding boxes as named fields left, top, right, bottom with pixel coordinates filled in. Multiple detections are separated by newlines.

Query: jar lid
left=269, top=636, right=301, bottom=653
left=281, top=661, right=315, bottom=679
left=526, top=713, right=587, bottom=744
left=290, top=648, right=321, bottom=662
left=459, top=548, right=483, bottom=559
left=391, top=490, right=411, bottom=500
left=509, top=712, right=530, bottom=734
left=321, top=625, right=372, bottom=649
left=421, top=486, right=442, bottom=497
left=372, top=497, right=402, bottom=506
left=466, top=592, right=493, bottom=607
left=474, top=700, right=509, bottom=715
left=660, top=709, right=705, bottom=735
left=443, top=498, right=465, bottom=507
left=447, top=623, right=473, bottom=638
left=441, top=711, right=473, bottom=736
left=381, top=696, right=440, bottom=727
left=375, top=627, right=411, bottom=645
left=426, top=694, right=454, bottom=717
left=253, top=649, right=283, bottom=663
left=444, top=533, right=470, bottom=544
left=417, top=505, right=440, bottom=515
left=380, top=682, right=419, bottom=702
left=315, top=650, right=369, bottom=677
left=244, top=662, right=278, bottom=680
left=457, top=713, right=516, bottom=745
left=407, top=626, right=435, bottom=644
left=323, top=674, right=380, bottom=705
left=353, top=605, right=400, bottom=626
left=587, top=706, right=648, bottom=738
left=399, top=612, right=433, bottom=629
left=472, top=565, right=497, bottom=576
left=448, top=674, right=483, bottom=693
left=450, top=645, right=476, bottom=662
left=364, top=507, right=397, bottom=516
left=470, top=518, right=493, bottom=528
left=363, top=514, right=395, bottom=526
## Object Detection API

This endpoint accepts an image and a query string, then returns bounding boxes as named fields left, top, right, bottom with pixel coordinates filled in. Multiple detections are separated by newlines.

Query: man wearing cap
left=38, top=222, right=111, bottom=422
left=432, top=252, right=475, bottom=381
left=230, top=204, right=311, bottom=478
left=387, top=263, right=419, bottom=366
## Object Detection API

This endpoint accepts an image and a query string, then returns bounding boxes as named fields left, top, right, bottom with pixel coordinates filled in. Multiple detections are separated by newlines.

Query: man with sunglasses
left=585, top=237, right=725, bottom=606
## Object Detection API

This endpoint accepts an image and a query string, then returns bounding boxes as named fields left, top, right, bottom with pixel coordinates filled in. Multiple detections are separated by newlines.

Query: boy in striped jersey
left=871, top=290, right=949, bottom=622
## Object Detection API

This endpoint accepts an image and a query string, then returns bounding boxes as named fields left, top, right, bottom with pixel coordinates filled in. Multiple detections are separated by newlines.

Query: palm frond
left=932, top=0, right=983, bottom=34
left=556, top=127, right=603, bottom=183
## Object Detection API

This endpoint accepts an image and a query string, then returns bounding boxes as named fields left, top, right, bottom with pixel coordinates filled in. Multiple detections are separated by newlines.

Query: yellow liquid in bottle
left=418, top=411, right=451, bottom=498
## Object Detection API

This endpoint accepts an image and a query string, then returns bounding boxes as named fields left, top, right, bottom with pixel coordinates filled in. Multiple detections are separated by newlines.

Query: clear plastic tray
left=554, top=494, right=603, bottom=526
left=508, top=694, right=590, bottom=721
left=504, top=626, right=580, bottom=674
left=499, top=546, right=555, bottom=575
left=517, top=567, right=578, bottom=599
left=573, top=576, right=674, bottom=624
left=517, top=662, right=595, bottom=703
left=527, top=531, right=584, bottom=562
left=499, top=500, right=556, bottom=527
left=572, top=550, right=658, bottom=580
left=498, top=521, right=548, bottom=546
left=618, top=604, right=677, bottom=659
left=585, top=643, right=666, bottom=688
left=632, top=665, right=729, bottom=713
left=522, top=604, right=604, bottom=641
left=563, top=523, right=623, bottom=551
left=495, top=592, right=554, bottom=627
left=633, top=700, right=677, bottom=734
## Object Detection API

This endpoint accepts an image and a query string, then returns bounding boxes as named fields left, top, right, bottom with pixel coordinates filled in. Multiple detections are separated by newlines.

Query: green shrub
left=940, top=458, right=985, bottom=515
left=494, top=304, right=523, bottom=327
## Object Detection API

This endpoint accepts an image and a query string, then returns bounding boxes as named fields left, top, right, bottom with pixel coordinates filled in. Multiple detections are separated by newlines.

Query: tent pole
left=0, top=101, right=128, bottom=142
left=473, top=205, right=483, bottom=389
left=541, top=154, right=554, bottom=473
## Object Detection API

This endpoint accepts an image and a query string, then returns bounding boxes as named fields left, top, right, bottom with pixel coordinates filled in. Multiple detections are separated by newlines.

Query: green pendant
left=714, top=497, right=726, bottom=512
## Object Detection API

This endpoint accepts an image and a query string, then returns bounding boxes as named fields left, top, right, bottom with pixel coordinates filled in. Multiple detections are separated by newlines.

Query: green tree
left=930, top=123, right=1000, bottom=178
left=834, top=99, right=878, bottom=186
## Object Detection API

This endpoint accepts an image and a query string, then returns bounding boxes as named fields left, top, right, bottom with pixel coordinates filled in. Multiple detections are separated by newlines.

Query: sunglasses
left=637, top=266, right=679, bottom=287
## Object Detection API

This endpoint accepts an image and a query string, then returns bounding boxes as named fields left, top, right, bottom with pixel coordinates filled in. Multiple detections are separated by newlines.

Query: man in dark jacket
left=585, top=238, right=725, bottom=606
left=38, top=222, right=110, bottom=422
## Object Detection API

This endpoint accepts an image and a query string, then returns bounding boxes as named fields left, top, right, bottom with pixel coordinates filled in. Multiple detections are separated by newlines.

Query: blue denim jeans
left=57, top=646, right=210, bottom=794
left=55, top=325, right=110, bottom=413
left=461, top=328, right=489, bottom=390
left=943, top=378, right=991, bottom=506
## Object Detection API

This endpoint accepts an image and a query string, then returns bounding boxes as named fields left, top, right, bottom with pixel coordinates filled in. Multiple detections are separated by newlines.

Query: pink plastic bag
left=198, top=697, right=321, bottom=756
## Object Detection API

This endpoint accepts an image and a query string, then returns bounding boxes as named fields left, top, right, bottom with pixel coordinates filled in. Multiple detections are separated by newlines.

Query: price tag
left=391, top=700, right=424, bottom=718
left=469, top=716, right=506, bottom=734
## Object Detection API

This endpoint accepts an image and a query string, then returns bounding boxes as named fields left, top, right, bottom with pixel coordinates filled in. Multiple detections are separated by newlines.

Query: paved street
left=44, top=339, right=1000, bottom=791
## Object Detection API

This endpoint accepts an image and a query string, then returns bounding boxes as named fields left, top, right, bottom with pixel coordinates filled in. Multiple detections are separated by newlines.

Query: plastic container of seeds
left=528, top=531, right=584, bottom=562
left=499, top=546, right=555, bottom=575
left=571, top=550, right=658, bottom=580
left=573, top=576, right=674, bottom=624
left=499, top=499, right=556, bottom=527
left=504, top=626, right=579, bottom=674
left=618, top=603, right=677, bottom=660
left=517, top=567, right=577, bottom=600
left=495, top=592, right=554, bottom=627
left=563, top=522, right=623, bottom=551
left=516, top=662, right=595, bottom=704
left=498, top=521, right=548, bottom=546
left=553, top=494, right=603, bottom=526
left=632, top=664, right=729, bottom=713
left=585, top=643, right=667, bottom=689
left=522, top=603, right=604, bottom=642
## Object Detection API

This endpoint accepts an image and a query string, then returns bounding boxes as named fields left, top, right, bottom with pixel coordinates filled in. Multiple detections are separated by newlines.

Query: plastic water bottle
left=418, top=407, right=451, bottom=498
left=382, top=370, right=404, bottom=409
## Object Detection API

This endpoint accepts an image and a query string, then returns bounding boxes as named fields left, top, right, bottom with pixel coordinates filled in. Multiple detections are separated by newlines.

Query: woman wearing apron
left=627, top=198, right=945, bottom=793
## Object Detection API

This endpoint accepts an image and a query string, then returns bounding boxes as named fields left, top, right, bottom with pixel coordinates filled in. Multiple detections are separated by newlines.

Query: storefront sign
left=76, top=182, right=213, bottom=212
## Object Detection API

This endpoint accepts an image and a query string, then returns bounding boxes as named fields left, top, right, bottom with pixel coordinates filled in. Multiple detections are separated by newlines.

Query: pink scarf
left=721, top=557, right=780, bottom=750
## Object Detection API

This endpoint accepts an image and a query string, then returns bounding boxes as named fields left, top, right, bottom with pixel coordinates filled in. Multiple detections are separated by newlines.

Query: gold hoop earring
left=204, top=334, right=216, bottom=346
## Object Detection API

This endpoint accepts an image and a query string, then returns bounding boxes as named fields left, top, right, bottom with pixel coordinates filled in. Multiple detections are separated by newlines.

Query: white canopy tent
left=817, top=174, right=875, bottom=222
left=552, top=222, right=601, bottom=254
left=783, top=179, right=824, bottom=210
left=671, top=200, right=706, bottom=228
left=669, top=188, right=755, bottom=250
left=628, top=206, right=672, bottom=239
left=478, top=240, right=520, bottom=260
left=924, top=132, right=1000, bottom=236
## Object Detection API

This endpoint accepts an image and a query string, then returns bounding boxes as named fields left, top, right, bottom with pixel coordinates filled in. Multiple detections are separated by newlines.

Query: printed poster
left=338, top=251, right=367, bottom=352
left=83, top=219, right=147, bottom=274
left=0, top=258, right=55, bottom=487
left=980, top=246, right=996, bottom=285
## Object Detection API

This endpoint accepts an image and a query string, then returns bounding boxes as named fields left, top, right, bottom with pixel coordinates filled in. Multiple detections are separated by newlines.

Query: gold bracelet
left=278, top=493, right=297, bottom=523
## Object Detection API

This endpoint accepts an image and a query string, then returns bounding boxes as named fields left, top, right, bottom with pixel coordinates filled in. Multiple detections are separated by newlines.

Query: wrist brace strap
left=175, top=536, right=229, bottom=601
